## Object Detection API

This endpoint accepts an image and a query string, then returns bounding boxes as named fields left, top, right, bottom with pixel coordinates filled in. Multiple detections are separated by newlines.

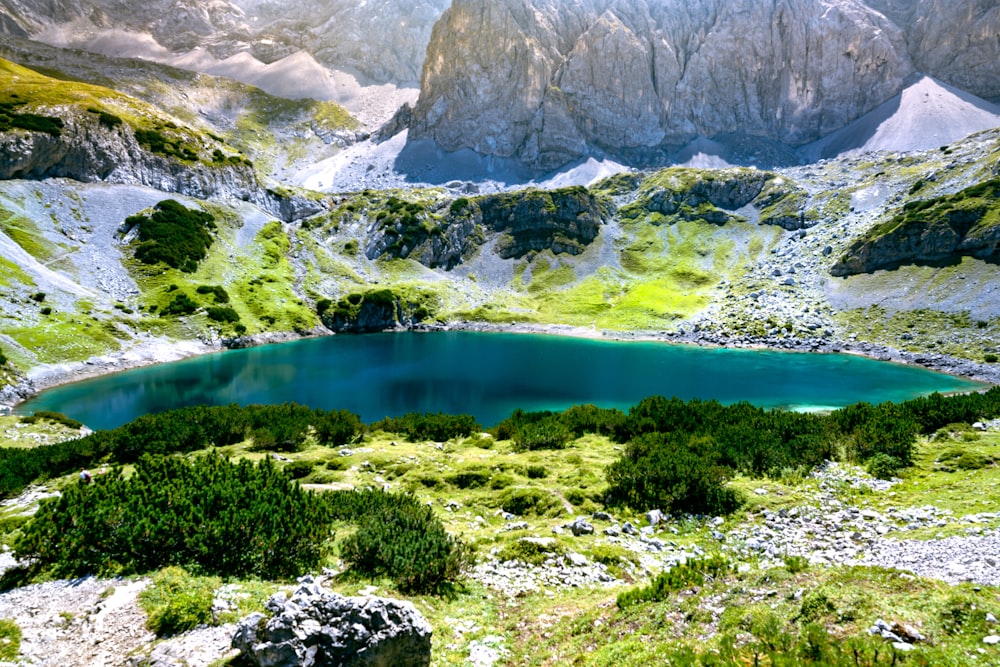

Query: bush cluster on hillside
left=327, top=489, right=473, bottom=594
left=127, top=199, right=216, bottom=273
left=15, top=453, right=333, bottom=579
left=0, top=101, right=63, bottom=136
left=0, top=403, right=362, bottom=498
left=371, top=411, right=480, bottom=442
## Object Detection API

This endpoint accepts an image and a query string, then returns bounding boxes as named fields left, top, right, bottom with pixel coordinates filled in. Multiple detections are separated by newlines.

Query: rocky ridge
left=0, top=105, right=320, bottom=223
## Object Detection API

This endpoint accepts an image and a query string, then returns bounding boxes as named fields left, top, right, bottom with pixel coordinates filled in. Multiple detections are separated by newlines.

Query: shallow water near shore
left=17, top=331, right=987, bottom=430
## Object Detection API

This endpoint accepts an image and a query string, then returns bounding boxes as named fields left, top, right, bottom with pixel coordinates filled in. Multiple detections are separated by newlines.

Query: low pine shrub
left=370, top=412, right=480, bottom=442
left=617, top=555, right=731, bottom=608
left=336, top=490, right=472, bottom=594
left=495, top=487, right=558, bottom=516
left=511, top=416, right=573, bottom=452
left=497, top=538, right=563, bottom=565
left=129, top=200, right=215, bottom=272
left=606, top=432, right=743, bottom=515
left=14, top=452, right=333, bottom=579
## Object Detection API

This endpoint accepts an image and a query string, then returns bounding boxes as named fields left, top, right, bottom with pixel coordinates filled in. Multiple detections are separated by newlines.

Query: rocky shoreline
left=2, top=321, right=996, bottom=415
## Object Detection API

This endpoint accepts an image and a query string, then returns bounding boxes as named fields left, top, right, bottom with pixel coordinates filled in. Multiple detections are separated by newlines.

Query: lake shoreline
left=2, top=321, right=997, bottom=414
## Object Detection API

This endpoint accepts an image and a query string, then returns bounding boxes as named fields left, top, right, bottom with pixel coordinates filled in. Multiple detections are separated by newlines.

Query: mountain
left=409, top=0, right=1000, bottom=171
left=0, top=0, right=449, bottom=86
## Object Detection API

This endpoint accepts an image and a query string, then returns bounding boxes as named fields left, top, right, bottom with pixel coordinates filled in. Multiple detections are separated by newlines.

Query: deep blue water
left=17, top=332, right=987, bottom=430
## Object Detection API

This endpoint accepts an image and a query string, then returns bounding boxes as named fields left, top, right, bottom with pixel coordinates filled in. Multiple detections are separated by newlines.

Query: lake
left=17, top=331, right=987, bottom=430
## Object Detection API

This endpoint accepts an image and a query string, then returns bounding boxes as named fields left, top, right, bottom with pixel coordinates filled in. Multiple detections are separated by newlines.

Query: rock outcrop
left=620, top=167, right=814, bottom=230
left=410, top=0, right=1000, bottom=171
left=831, top=179, right=1000, bottom=276
left=319, top=288, right=436, bottom=333
left=232, top=582, right=433, bottom=667
left=475, top=185, right=608, bottom=259
left=0, top=109, right=321, bottom=222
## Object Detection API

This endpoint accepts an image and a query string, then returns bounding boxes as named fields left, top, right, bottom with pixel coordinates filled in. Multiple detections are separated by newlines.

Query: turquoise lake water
left=17, top=332, right=987, bottom=430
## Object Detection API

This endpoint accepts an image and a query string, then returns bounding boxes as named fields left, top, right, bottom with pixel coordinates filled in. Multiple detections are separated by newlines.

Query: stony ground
left=1, top=449, right=999, bottom=666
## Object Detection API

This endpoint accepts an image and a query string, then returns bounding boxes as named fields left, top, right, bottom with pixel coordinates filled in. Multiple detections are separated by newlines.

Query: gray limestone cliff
left=410, top=0, right=1000, bottom=171
left=0, top=110, right=321, bottom=222
left=0, top=0, right=449, bottom=85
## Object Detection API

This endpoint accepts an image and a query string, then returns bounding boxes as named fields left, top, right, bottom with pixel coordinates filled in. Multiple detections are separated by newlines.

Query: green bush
left=129, top=200, right=215, bottom=272
left=617, top=556, right=731, bottom=608
left=559, top=403, right=626, bottom=437
left=206, top=306, right=240, bottom=324
left=512, top=415, right=573, bottom=452
left=0, top=404, right=363, bottom=499
left=0, top=346, right=6, bottom=366
left=520, top=464, right=548, bottom=479
left=371, top=412, right=481, bottom=442
left=19, top=411, right=83, bottom=430
left=446, top=466, right=491, bottom=489
left=161, top=293, right=198, bottom=316
left=0, top=102, right=63, bottom=136
left=14, top=452, right=333, bottom=579
left=866, top=453, right=902, bottom=480
left=284, top=460, right=314, bottom=479
left=495, top=487, right=558, bottom=516
left=138, top=567, right=219, bottom=637
left=196, top=285, right=230, bottom=303
left=336, top=490, right=472, bottom=594
left=606, top=432, right=743, bottom=515
left=985, top=354, right=998, bottom=363
left=497, top=538, right=564, bottom=565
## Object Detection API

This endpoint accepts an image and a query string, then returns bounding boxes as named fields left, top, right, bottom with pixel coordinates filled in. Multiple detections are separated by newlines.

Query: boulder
left=232, top=583, right=433, bottom=667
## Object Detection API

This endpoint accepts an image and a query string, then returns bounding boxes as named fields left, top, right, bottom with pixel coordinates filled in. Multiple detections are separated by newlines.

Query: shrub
left=161, top=293, right=198, bottom=316
left=30, top=292, right=45, bottom=302
left=0, top=346, right=6, bottom=366
left=336, top=490, right=472, bottom=594
left=606, top=432, right=743, bottom=515
left=520, top=464, right=548, bottom=479
left=986, top=354, right=998, bottom=363
left=14, top=452, right=333, bottom=579
left=559, top=403, right=626, bottom=437
left=129, top=200, right=215, bottom=272
left=284, top=460, right=314, bottom=479
left=196, top=285, right=230, bottom=303
left=511, top=416, right=573, bottom=452
left=495, top=487, right=558, bottom=516
left=138, top=566, right=219, bottom=637
left=19, top=411, right=83, bottom=430
left=866, top=453, right=901, bottom=480
left=371, top=412, right=480, bottom=442
left=617, top=556, right=730, bottom=608
left=497, top=538, right=564, bottom=565
left=206, top=306, right=240, bottom=324
left=446, top=466, right=491, bottom=489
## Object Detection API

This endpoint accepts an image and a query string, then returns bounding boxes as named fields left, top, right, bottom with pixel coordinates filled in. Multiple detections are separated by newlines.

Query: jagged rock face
left=0, top=112, right=321, bottom=221
left=868, top=0, right=1000, bottom=101
left=412, top=0, right=1000, bottom=170
left=0, top=0, right=449, bottom=84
